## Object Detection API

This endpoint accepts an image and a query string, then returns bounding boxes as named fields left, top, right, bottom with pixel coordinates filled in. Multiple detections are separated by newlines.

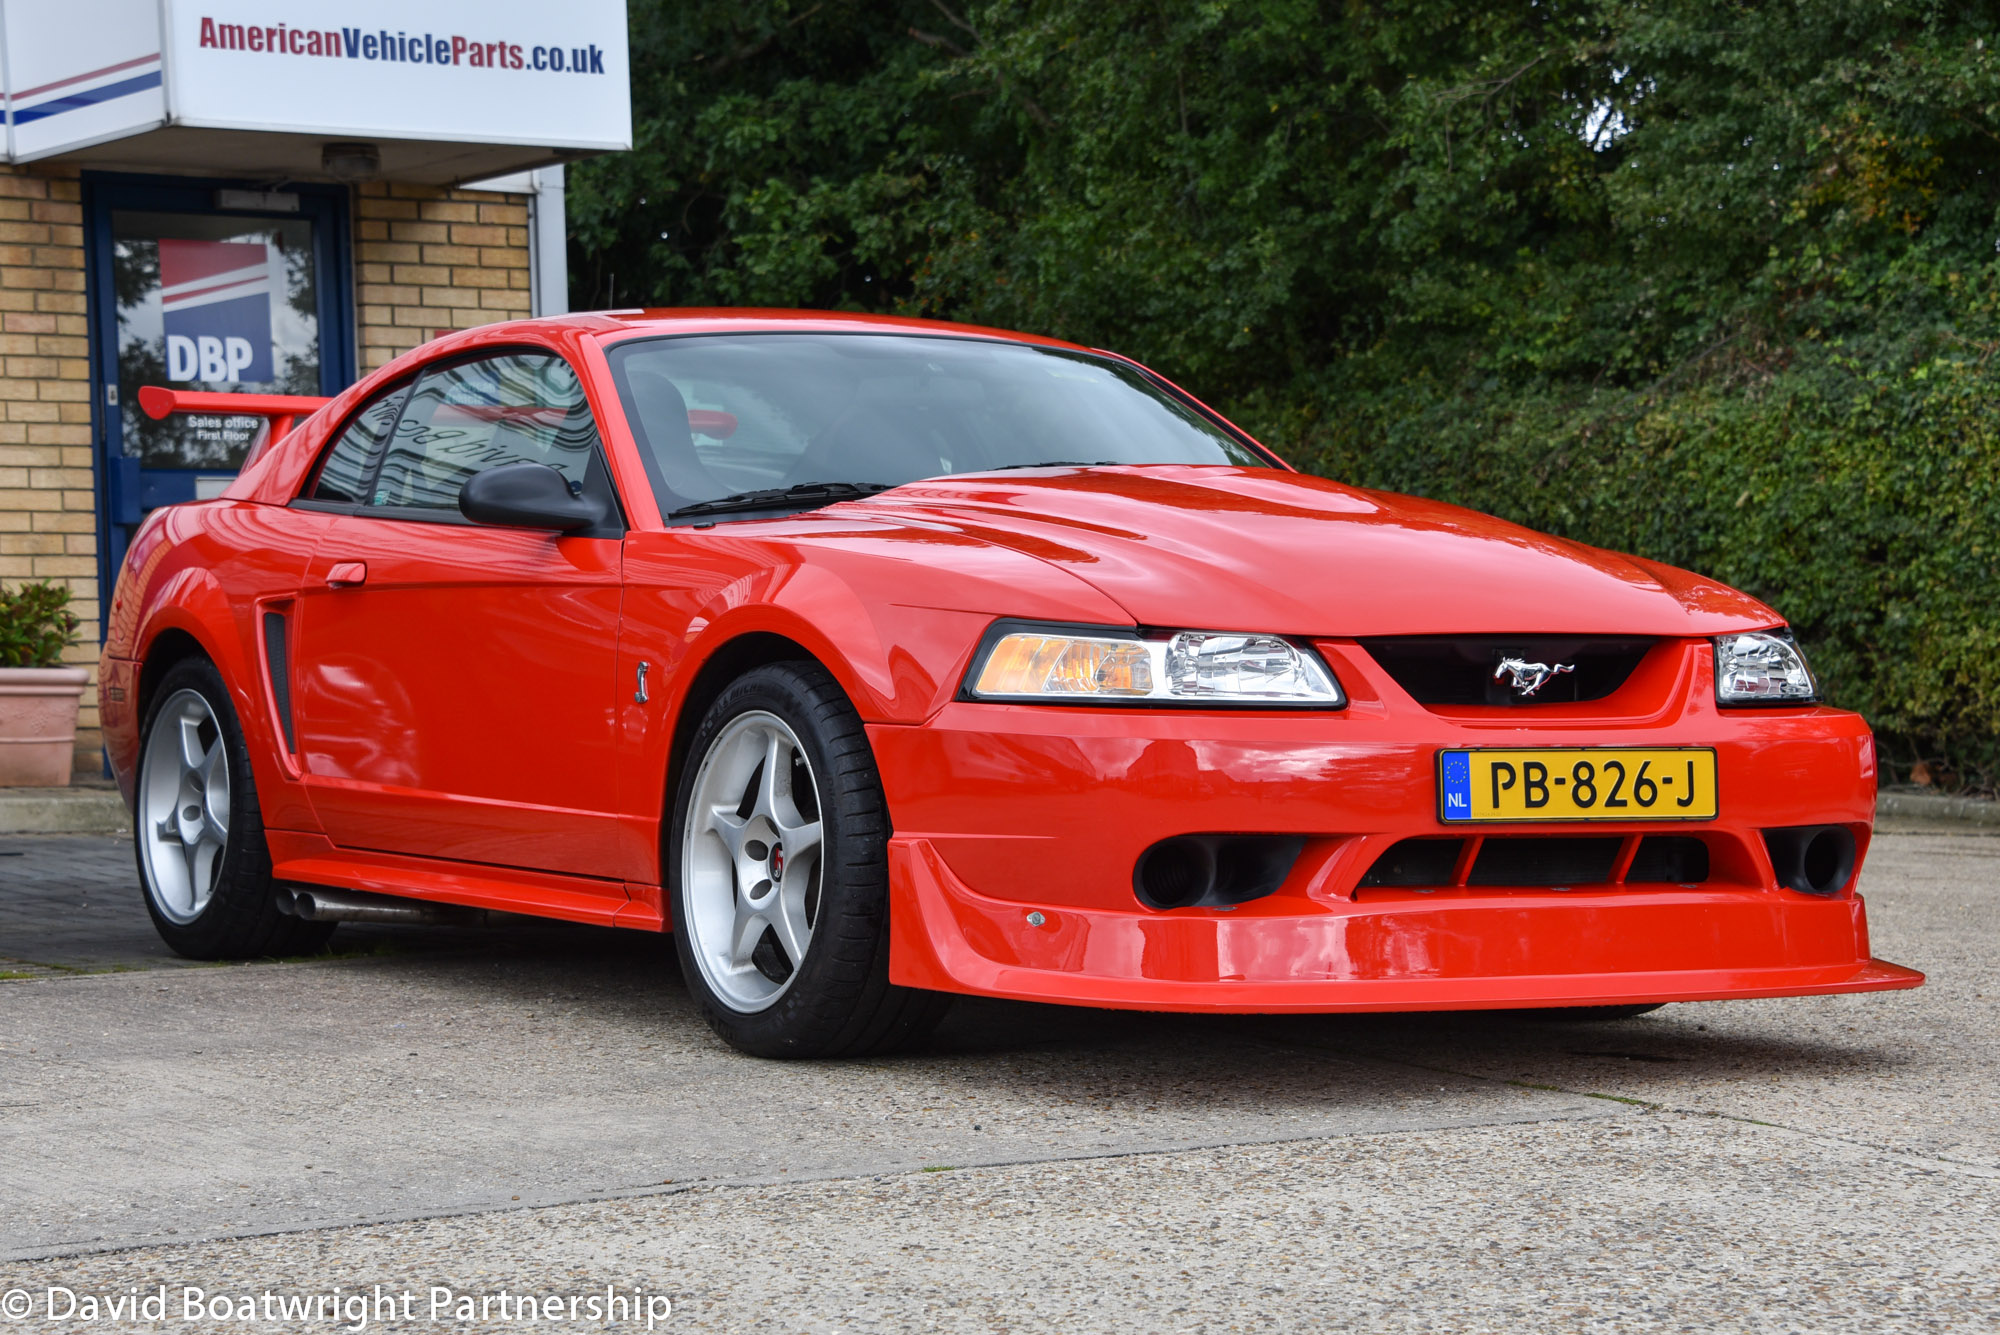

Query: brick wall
left=353, top=181, right=532, bottom=373
left=0, top=163, right=98, bottom=774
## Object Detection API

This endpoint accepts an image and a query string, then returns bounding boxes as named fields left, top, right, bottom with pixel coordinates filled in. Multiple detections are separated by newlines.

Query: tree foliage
left=571, top=0, right=2000, bottom=787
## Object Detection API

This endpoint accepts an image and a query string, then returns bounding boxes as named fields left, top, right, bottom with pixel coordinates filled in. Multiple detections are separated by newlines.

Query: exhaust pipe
left=276, top=885, right=491, bottom=926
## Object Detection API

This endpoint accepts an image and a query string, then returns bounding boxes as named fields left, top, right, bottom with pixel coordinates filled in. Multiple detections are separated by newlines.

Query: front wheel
left=668, top=660, right=947, bottom=1058
left=134, top=657, right=334, bottom=960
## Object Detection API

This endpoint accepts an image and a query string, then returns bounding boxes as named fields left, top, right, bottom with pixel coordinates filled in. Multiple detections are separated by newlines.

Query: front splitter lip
left=886, top=838, right=1925, bottom=1014
left=912, top=954, right=1925, bottom=1016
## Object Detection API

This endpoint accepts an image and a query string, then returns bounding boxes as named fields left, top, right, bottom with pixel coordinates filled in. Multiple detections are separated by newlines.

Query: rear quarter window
left=309, top=383, right=411, bottom=502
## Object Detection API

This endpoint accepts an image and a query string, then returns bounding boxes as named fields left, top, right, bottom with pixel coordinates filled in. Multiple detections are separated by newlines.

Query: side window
left=369, top=353, right=600, bottom=511
left=309, top=383, right=410, bottom=502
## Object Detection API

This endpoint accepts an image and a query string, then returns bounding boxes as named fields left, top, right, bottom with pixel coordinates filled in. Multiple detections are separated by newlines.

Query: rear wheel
left=668, top=660, right=947, bottom=1058
left=134, top=658, right=334, bottom=960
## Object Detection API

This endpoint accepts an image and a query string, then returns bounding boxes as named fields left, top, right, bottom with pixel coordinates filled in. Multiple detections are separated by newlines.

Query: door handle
left=325, top=561, right=367, bottom=587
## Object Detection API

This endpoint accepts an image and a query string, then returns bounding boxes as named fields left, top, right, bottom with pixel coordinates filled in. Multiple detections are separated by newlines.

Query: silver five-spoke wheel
left=138, top=687, right=231, bottom=925
left=681, top=710, right=825, bottom=1013
left=669, top=660, right=946, bottom=1057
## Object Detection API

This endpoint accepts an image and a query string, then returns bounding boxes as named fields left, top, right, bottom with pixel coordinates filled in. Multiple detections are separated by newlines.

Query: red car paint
left=101, top=310, right=1923, bottom=1010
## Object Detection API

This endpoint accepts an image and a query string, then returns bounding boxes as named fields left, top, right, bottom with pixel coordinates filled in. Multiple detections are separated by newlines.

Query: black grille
left=1626, top=835, right=1709, bottom=884
left=1468, top=837, right=1622, bottom=886
left=1359, top=636, right=1656, bottom=706
left=1357, top=838, right=1462, bottom=887
left=1357, top=834, right=1712, bottom=891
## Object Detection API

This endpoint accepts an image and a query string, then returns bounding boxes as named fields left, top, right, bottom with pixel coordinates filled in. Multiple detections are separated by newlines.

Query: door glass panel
left=111, top=210, right=320, bottom=470
left=370, top=354, right=599, bottom=511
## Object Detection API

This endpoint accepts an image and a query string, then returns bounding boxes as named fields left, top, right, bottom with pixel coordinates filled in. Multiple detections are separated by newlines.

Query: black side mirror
left=459, top=461, right=602, bottom=532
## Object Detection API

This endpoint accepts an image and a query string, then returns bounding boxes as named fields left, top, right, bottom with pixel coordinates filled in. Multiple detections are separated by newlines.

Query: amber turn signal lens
left=974, top=632, right=1155, bottom=697
left=967, top=625, right=1345, bottom=706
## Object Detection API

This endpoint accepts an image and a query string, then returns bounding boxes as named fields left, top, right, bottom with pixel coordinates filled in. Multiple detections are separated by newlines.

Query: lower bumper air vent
left=1626, top=835, right=1710, bottom=885
left=1357, top=838, right=1463, bottom=888
left=1358, top=833, right=1716, bottom=892
left=1134, top=835, right=1306, bottom=910
left=1467, top=837, right=1622, bottom=887
left=1762, top=825, right=1856, bottom=896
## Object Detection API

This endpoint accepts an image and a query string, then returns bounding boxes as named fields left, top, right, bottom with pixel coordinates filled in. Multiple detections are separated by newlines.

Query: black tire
left=667, top=660, right=949, bottom=1058
left=1516, top=1004, right=1666, bottom=1022
left=134, top=657, right=335, bottom=960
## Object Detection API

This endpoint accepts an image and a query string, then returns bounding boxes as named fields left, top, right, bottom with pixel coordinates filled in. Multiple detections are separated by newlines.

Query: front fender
left=625, top=523, right=1132, bottom=728
left=611, top=524, right=1129, bottom=882
left=688, top=563, right=994, bottom=725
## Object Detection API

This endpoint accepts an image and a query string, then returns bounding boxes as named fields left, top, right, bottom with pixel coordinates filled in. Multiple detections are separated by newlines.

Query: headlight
left=965, top=622, right=1345, bottom=707
left=1713, top=630, right=1818, bottom=705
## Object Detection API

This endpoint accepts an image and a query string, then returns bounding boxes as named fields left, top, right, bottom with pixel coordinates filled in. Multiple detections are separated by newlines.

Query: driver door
left=289, top=350, right=628, bottom=882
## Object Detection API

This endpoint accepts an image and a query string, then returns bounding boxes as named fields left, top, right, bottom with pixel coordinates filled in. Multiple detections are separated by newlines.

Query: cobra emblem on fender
left=1493, top=658, right=1576, bottom=697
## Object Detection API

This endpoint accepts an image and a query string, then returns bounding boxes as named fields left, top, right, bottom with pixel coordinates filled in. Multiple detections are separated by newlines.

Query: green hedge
left=1289, top=349, right=2000, bottom=789
left=576, top=0, right=2000, bottom=790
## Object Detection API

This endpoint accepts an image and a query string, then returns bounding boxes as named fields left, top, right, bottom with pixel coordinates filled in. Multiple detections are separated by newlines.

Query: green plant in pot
left=0, top=580, right=88, bottom=786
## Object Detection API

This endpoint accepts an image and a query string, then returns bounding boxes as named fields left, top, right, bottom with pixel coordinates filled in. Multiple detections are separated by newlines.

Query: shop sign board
left=0, top=0, right=167, bottom=161
left=2, top=0, right=631, bottom=162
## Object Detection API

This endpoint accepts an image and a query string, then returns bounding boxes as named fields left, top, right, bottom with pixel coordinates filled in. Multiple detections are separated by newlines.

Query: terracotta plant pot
left=0, top=666, right=89, bottom=786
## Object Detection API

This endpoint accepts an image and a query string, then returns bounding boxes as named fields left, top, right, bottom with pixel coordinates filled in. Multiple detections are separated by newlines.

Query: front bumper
left=886, top=837, right=1921, bottom=1011
left=873, top=640, right=1924, bottom=1011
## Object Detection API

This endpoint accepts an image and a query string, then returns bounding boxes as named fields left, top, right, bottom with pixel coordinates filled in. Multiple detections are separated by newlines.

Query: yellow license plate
left=1438, top=748, right=1717, bottom=823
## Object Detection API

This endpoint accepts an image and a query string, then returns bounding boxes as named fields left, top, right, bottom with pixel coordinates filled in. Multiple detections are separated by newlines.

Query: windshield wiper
left=668, top=480, right=897, bottom=520
left=984, top=459, right=1121, bottom=471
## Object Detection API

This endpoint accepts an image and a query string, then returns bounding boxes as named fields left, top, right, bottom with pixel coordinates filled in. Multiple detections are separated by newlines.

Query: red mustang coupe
left=101, top=310, right=1922, bottom=1056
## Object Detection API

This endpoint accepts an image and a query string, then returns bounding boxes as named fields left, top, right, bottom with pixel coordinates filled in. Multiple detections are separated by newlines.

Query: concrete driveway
left=0, top=823, right=1993, bottom=1331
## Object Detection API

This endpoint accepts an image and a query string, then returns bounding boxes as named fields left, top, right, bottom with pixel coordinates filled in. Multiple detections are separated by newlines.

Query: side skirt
left=265, top=831, right=666, bottom=931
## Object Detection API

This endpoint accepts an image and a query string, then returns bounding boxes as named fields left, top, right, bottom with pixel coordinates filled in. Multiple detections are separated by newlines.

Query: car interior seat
left=787, top=399, right=954, bottom=487
left=625, top=368, right=724, bottom=505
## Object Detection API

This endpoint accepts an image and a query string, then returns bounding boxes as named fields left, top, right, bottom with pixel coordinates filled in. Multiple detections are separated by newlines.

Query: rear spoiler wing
left=137, top=386, right=332, bottom=472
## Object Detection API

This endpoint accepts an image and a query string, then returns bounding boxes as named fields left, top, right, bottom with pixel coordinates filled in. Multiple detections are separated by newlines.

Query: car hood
left=840, top=466, right=1780, bottom=636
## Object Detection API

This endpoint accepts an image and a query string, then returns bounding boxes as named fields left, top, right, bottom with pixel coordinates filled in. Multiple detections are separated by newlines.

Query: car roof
left=539, top=307, right=1103, bottom=355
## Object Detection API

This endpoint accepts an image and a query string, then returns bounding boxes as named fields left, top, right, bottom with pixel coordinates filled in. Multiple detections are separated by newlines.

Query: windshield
left=603, top=333, right=1274, bottom=519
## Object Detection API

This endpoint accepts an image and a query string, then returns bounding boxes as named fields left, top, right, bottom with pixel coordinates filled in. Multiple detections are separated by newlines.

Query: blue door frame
left=83, top=173, right=355, bottom=629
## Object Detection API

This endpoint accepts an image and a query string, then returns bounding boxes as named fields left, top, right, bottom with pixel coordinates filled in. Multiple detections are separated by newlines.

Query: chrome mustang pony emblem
left=1493, top=658, right=1575, bottom=698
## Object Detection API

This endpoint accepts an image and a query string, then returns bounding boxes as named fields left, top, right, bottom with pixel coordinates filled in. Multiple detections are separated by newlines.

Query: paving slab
left=0, top=826, right=1992, bottom=1332
left=7, top=1115, right=1989, bottom=1334
left=1262, top=826, right=2000, bottom=1169
left=0, top=787, right=129, bottom=837
left=1877, top=787, right=2000, bottom=826
left=0, top=949, right=1615, bottom=1262
left=0, top=835, right=203, bottom=977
